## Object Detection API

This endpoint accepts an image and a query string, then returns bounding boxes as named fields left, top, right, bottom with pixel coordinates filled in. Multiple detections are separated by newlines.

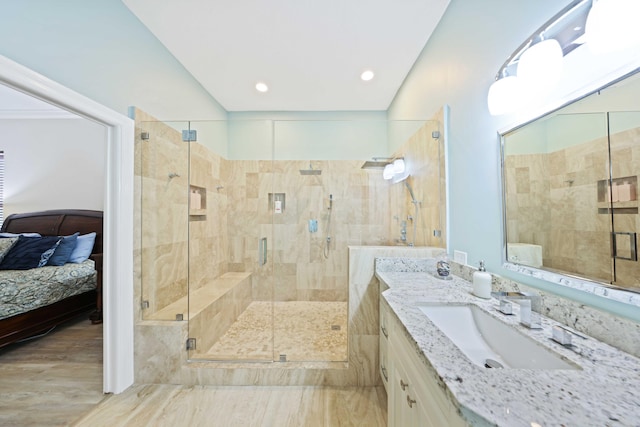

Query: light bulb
left=383, top=164, right=394, bottom=180
left=586, top=0, right=640, bottom=54
left=487, top=76, right=525, bottom=115
left=392, top=158, right=405, bottom=174
left=517, top=39, right=564, bottom=89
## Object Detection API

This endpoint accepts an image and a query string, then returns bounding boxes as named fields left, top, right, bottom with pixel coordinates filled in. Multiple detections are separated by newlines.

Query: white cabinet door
left=379, top=299, right=390, bottom=391
left=391, top=352, right=431, bottom=427
left=387, top=306, right=468, bottom=427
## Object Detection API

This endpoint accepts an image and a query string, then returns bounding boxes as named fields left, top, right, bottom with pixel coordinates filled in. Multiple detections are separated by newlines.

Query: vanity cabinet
left=382, top=299, right=467, bottom=427
left=379, top=296, right=390, bottom=391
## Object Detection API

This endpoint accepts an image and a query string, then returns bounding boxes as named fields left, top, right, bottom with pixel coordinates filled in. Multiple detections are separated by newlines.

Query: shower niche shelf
left=268, top=193, right=286, bottom=214
left=597, top=176, right=638, bottom=214
left=189, top=185, right=207, bottom=219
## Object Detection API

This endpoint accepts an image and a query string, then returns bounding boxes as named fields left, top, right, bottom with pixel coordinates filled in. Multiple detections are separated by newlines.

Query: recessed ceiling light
left=255, top=82, right=269, bottom=93
left=360, top=70, right=375, bottom=81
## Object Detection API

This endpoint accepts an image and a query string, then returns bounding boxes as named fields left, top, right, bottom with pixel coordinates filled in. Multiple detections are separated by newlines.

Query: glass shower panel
left=139, top=120, right=190, bottom=322
left=608, top=111, right=640, bottom=291
left=172, top=117, right=446, bottom=363
left=187, top=119, right=275, bottom=361
left=269, top=119, right=405, bottom=362
left=387, top=119, right=444, bottom=248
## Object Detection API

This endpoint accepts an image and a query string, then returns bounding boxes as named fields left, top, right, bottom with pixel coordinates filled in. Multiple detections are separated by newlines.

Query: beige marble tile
left=135, top=321, right=187, bottom=384
left=74, top=385, right=387, bottom=427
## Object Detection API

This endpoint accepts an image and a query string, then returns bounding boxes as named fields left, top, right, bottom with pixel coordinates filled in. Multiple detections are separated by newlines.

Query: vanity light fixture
left=255, top=82, right=269, bottom=93
left=585, top=0, right=640, bottom=54
left=488, top=0, right=592, bottom=115
left=360, top=70, right=375, bottom=81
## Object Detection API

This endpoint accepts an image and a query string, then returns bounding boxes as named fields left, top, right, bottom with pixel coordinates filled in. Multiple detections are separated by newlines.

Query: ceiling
left=122, top=0, right=451, bottom=112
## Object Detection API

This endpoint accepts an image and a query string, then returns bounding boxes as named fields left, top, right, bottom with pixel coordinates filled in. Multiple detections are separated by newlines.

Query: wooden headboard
left=0, top=209, right=104, bottom=324
left=1, top=209, right=103, bottom=256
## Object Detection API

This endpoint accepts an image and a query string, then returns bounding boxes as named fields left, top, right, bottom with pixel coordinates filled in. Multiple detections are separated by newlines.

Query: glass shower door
left=608, top=111, right=640, bottom=291
left=139, top=120, right=190, bottom=323
left=269, top=120, right=380, bottom=363
left=186, top=119, right=276, bottom=362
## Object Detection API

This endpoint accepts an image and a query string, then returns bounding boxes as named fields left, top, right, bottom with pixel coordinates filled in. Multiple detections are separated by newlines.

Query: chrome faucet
left=491, top=291, right=542, bottom=329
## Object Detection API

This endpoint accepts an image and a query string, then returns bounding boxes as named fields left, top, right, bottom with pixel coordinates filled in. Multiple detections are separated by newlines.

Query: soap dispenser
left=472, top=261, right=492, bottom=299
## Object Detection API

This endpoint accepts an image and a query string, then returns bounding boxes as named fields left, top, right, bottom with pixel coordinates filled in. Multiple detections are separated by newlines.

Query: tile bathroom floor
left=196, top=301, right=348, bottom=362
left=74, top=384, right=387, bottom=427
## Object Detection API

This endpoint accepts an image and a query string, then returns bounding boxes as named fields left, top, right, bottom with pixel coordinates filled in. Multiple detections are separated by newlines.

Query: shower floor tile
left=197, top=301, right=347, bottom=362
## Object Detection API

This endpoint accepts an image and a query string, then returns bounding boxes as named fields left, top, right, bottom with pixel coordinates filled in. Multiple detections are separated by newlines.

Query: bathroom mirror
left=502, top=69, right=640, bottom=295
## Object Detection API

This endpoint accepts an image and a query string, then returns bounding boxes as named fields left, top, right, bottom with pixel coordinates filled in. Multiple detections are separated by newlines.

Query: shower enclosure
left=137, top=115, right=444, bottom=364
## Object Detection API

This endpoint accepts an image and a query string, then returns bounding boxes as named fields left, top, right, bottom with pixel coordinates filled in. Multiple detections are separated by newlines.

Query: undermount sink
left=416, top=304, right=580, bottom=370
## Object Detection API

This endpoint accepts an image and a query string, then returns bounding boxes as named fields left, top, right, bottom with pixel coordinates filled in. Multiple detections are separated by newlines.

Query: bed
left=0, top=209, right=103, bottom=349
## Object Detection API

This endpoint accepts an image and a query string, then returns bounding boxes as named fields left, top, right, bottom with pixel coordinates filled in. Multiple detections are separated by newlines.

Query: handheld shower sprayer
left=404, top=181, right=418, bottom=204
left=329, top=194, right=333, bottom=210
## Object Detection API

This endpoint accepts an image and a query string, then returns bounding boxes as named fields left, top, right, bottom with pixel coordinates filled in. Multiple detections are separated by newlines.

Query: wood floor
left=0, top=314, right=388, bottom=427
left=0, top=314, right=105, bottom=427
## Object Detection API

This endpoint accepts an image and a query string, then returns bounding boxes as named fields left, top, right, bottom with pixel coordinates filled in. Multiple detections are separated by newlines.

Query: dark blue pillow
left=0, top=236, right=62, bottom=270
left=47, top=232, right=80, bottom=266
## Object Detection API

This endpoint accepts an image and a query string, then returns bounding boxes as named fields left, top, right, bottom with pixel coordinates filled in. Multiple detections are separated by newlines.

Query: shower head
left=300, top=162, right=322, bottom=175
left=360, top=161, right=388, bottom=170
left=361, top=157, right=394, bottom=170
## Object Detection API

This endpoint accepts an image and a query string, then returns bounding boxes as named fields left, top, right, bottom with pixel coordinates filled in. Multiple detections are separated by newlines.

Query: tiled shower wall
left=505, top=126, right=640, bottom=289
left=388, top=111, right=446, bottom=248
left=135, top=108, right=446, bottom=317
left=135, top=109, right=230, bottom=317
left=226, top=159, right=393, bottom=303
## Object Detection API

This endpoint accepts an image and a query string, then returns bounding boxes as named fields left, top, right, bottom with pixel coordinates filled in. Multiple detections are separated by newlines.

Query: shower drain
left=331, top=325, right=341, bottom=331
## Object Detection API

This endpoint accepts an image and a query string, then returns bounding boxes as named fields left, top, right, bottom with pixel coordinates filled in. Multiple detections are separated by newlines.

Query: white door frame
left=0, top=55, right=134, bottom=394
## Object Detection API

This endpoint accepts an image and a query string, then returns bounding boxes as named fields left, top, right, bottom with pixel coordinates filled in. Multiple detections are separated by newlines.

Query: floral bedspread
left=0, top=260, right=96, bottom=320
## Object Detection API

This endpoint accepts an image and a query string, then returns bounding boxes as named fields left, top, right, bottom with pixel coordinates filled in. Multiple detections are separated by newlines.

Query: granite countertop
left=377, top=269, right=640, bottom=427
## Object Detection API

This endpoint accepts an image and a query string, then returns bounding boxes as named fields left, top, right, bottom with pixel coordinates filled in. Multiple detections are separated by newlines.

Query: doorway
left=0, top=54, right=134, bottom=393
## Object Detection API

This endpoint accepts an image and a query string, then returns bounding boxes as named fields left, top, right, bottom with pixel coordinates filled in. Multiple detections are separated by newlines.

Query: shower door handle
left=611, top=232, right=637, bottom=261
left=258, top=237, right=267, bottom=266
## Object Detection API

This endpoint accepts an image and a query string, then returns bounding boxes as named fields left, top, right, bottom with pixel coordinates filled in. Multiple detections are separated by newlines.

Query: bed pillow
left=68, top=232, right=96, bottom=263
left=0, top=237, right=19, bottom=264
left=0, top=236, right=62, bottom=270
left=0, top=232, right=41, bottom=238
left=46, top=232, right=80, bottom=266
